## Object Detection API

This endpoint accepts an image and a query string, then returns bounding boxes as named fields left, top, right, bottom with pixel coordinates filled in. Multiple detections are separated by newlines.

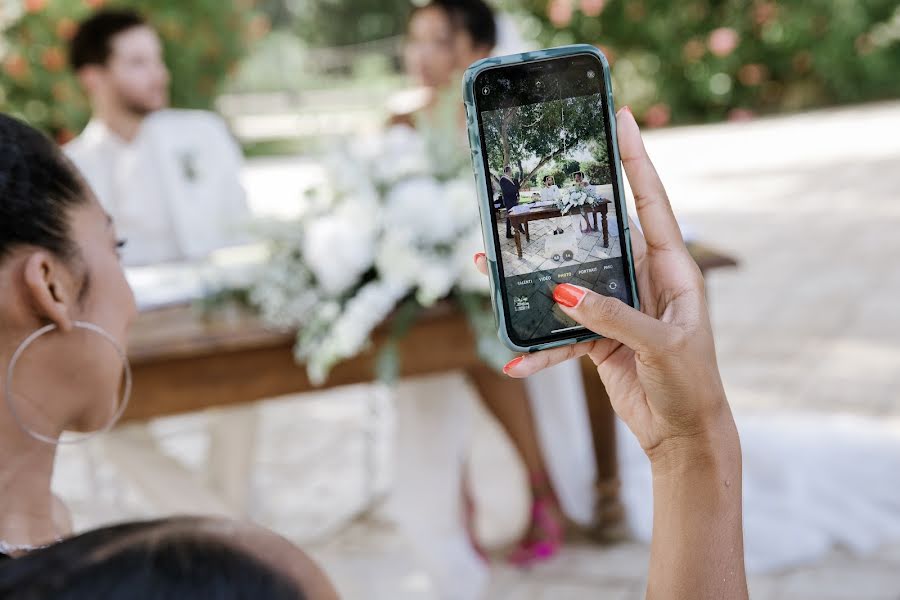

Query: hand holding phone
left=477, top=99, right=748, bottom=600
left=480, top=105, right=730, bottom=456
left=464, top=45, right=639, bottom=353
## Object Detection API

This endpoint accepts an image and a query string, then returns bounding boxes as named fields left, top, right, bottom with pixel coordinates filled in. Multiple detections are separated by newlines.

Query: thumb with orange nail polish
left=553, top=283, right=587, bottom=308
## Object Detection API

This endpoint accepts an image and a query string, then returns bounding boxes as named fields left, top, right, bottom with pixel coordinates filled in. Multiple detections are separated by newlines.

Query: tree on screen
left=484, top=95, right=602, bottom=187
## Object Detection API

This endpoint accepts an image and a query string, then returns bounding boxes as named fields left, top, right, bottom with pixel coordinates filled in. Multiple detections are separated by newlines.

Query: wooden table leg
left=600, top=204, right=609, bottom=248
left=524, top=221, right=530, bottom=244
left=512, top=216, right=523, bottom=258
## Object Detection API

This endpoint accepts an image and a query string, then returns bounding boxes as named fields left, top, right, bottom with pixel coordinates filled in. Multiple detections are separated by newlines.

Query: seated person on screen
left=572, top=171, right=596, bottom=233
left=541, top=175, right=566, bottom=235
left=65, top=9, right=249, bottom=267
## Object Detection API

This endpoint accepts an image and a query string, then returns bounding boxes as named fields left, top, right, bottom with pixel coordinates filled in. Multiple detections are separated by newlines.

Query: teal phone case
left=462, top=44, right=640, bottom=353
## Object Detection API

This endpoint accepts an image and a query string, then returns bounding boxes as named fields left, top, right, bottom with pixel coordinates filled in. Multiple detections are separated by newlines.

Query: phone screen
left=473, top=53, right=635, bottom=347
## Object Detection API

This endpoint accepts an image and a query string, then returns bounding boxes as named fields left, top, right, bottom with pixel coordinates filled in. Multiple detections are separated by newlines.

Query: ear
left=22, top=252, right=75, bottom=333
left=76, top=65, right=103, bottom=95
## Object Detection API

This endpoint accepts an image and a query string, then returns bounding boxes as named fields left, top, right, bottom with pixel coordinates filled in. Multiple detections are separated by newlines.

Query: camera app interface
left=478, top=59, right=631, bottom=344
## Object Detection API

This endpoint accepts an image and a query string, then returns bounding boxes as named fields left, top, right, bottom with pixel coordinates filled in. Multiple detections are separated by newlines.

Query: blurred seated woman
left=401, top=0, right=568, bottom=566
left=0, top=516, right=338, bottom=599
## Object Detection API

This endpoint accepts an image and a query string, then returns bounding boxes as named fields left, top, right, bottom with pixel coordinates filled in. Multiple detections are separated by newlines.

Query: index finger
left=616, top=107, right=683, bottom=252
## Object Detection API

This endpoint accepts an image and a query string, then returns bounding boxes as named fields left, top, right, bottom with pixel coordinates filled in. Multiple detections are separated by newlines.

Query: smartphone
left=463, top=45, right=639, bottom=353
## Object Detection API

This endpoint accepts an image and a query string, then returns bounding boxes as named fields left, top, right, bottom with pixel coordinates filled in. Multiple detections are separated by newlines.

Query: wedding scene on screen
left=483, top=93, right=628, bottom=340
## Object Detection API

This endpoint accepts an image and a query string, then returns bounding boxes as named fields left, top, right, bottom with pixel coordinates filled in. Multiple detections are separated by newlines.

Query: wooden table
left=125, top=302, right=516, bottom=422
left=122, top=243, right=737, bottom=530
left=508, top=200, right=610, bottom=258
left=120, top=301, right=550, bottom=517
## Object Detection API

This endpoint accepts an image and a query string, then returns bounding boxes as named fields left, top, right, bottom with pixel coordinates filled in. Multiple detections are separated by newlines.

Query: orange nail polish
left=503, top=356, right=524, bottom=375
left=473, top=252, right=486, bottom=264
left=553, top=284, right=586, bottom=308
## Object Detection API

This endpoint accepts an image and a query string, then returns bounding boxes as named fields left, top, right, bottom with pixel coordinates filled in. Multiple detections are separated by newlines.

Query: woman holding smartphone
left=0, top=107, right=746, bottom=599
left=477, top=105, right=748, bottom=599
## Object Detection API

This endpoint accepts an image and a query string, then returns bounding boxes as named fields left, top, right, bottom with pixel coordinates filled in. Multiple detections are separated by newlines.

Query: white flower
left=415, top=255, right=457, bottom=306
left=250, top=118, right=497, bottom=384
left=303, top=214, right=376, bottom=295
left=375, top=231, right=425, bottom=288
left=382, top=176, right=456, bottom=244
left=442, top=178, right=480, bottom=232
left=304, top=279, right=409, bottom=385
left=454, top=225, right=490, bottom=293
left=371, top=125, right=430, bottom=183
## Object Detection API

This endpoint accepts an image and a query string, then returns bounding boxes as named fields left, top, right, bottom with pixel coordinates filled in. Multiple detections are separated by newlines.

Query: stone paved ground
left=54, top=101, right=900, bottom=599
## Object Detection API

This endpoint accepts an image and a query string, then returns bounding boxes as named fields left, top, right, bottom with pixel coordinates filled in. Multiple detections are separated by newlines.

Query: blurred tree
left=509, top=0, right=900, bottom=125
left=0, top=0, right=267, bottom=141
left=287, top=0, right=410, bottom=47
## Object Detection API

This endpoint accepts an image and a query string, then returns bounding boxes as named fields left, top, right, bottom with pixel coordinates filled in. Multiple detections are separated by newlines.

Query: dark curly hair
left=0, top=518, right=305, bottom=599
left=0, top=114, right=89, bottom=263
left=69, top=9, right=147, bottom=71
left=411, top=0, right=497, bottom=51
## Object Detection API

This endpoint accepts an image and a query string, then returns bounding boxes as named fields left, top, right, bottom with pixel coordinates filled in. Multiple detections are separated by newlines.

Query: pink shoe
left=507, top=497, right=563, bottom=568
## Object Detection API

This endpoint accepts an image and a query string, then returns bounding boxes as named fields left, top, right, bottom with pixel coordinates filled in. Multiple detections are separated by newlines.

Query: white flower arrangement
left=556, top=184, right=604, bottom=216
left=249, top=123, right=497, bottom=384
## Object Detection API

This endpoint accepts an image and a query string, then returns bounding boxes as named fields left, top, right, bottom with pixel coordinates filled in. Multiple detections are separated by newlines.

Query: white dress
left=617, top=411, right=900, bottom=573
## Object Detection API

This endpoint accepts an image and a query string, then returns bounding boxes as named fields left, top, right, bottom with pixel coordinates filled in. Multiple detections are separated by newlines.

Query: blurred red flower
left=3, top=55, right=29, bottom=80
left=753, top=2, right=777, bottom=26
left=738, top=63, right=767, bottom=86
left=708, top=27, right=740, bottom=57
left=25, top=0, right=47, bottom=13
left=548, top=0, right=574, bottom=28
left=56, top=18, right=78, bottom=41
left=728, top=108, right=755, bottom=122
left=644, top=103, right=671, bottom=128
left=42, top=47, right=67, bottom=72
left=580, top=0, right=605, bottom=18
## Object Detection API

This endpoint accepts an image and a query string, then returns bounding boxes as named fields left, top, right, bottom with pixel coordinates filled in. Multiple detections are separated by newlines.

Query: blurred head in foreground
left=0, top=517, right=339, bottom=600
left=404, top=0, right=497, bottom=89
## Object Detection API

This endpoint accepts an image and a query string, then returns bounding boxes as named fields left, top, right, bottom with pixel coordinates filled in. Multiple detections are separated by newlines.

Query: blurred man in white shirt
left=65, top=9, right=249, bottom=266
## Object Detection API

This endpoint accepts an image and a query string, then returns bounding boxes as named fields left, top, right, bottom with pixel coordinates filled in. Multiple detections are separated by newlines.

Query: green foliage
left=0, top=0, right=267, bottom=141
left=289, top=0, right=410, bottom=48
left=582, top=160, right=610, bottom=185
left=560, top=158, right=581, bottom=175
left=483, top=94, right=603, bottom=183
left=510, top=0, right=900, bottom=125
